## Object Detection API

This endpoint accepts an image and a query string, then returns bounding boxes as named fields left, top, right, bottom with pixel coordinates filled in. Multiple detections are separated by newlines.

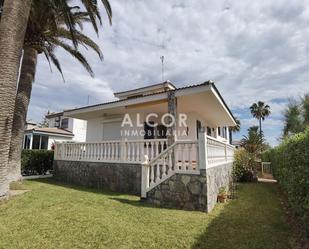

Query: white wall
left=48, top=136, right=73, bottom=149
left=84, top=111, right=230, bottom=144
left=86, top=118, right=104, bottom=142
left=72, top=118, right=87, bottom=142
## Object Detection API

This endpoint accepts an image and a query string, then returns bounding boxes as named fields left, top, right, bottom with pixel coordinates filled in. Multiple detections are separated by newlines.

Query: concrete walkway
left=258, top=178, right=277, bottom=183
left=22, top=174, right=53, bottom=180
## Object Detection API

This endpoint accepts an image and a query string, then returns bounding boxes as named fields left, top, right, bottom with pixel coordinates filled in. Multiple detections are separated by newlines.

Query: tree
left=301, top=94, right=309, bottom=127
left=229, top=117, right=240, bottom=144
left=283, top=101, right=303, bottom=137
left=241, top=126, right=264, bottom=155
left=38, top=114, right=49, bottom=128
left=240, top=126, right=264, bottom=180
left=0, top=0, right=32, bottom=199
left=6, top=0, right=111, bottom=182
left=250, top=101, right=271, bottom=137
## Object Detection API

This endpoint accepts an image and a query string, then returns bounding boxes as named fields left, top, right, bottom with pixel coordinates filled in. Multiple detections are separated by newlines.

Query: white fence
left=55, top=136, right=234, bottom=167
left=55, top=139, right=168, bottom=163
left=207, top=136, right=235, bottom=167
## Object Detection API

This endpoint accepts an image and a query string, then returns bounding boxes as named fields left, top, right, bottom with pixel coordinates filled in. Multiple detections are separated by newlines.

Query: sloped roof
left=25, top=127, right=74, bottom=137
left=64, top=80, right=236, bottom=124
left=45, top=111, right=64, bottom=118
left=65, top=81, right=213, bottom=113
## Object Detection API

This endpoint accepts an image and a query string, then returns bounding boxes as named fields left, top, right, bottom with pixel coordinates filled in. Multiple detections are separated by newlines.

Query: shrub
left=232, top=148, right=257, bottom=182
left=267, top=127, right=309, bottom=235
left=21, top=150, right=54, bottom=175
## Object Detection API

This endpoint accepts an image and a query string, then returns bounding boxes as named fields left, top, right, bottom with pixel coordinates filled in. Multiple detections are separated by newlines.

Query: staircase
left=141, top=140, right=199, bottom=198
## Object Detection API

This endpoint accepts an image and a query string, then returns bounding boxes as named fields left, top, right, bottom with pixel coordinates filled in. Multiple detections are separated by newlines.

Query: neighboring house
left=53, top=80, right=237, bottom=212
left=46, top=111, right=87, bottom=142
left=23, top=112, right=87, bottom=150
left=232, top=140, right=242, bottom=149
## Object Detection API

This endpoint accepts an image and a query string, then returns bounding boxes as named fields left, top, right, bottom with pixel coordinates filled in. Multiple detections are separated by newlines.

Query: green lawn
left=0, top=180, right=296, bottom=249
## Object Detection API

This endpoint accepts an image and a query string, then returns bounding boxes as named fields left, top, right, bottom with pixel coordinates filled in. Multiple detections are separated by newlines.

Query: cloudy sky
left=28, top=0, right=309, bottom=146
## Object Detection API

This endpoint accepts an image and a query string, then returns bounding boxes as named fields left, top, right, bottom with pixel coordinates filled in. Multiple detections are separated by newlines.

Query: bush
left=233, top=149, right=257, bottom=182
left=21, top=150, right=54, bottom=175
left=266, top=127, right=309, bottom=235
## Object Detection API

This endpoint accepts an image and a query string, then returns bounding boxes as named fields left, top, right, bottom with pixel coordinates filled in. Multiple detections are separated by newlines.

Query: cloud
left=27, top=0, right=309, bottom=146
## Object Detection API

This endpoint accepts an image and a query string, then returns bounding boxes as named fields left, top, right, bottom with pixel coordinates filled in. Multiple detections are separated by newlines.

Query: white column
left=226, top=127, right=230, bottom=144
left=214, top=127, right=219, bottom=139
left=29, top=134, right=33, bottom=149
left=198, top=131, right=208, bottom=170
left=120, top=138, right=127, bottom=162
left=141, top=155, right=149, bottom=198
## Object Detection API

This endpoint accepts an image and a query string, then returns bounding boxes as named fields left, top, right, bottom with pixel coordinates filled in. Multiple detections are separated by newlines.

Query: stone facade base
left=146, top=170, right=207, bottom=211
left=146, top=162, right=233, bottom=212
left=53, top=160, right=141, bottom=195
left=206, top=162, right=233, bottom=212
left=53, top=160, right=233, bottom=212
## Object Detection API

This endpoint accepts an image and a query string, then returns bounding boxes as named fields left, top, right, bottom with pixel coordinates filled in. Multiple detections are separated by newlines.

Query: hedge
left=21, top=150, right=54, bottom=175
left=264, top=127, right=309, bottom=235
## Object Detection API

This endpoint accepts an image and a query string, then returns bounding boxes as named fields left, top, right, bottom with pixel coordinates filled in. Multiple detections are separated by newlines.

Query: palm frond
left=55, top=27, right=103, bottom=60
left=51, top=38, right=94, bottom=77
left=42, top=45, right=65, bottom=81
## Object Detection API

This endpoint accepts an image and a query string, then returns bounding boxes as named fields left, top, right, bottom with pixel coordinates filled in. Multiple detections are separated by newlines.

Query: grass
left=0, top=179, right=296, bottom=249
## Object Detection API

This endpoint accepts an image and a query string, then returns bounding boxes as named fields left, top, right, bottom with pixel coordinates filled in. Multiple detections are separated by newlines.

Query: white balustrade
left=206, top=136, right=235, bottom=166
left=141, top=140, right=199, bottom=197
left=55, top=139, right=167, bottom=163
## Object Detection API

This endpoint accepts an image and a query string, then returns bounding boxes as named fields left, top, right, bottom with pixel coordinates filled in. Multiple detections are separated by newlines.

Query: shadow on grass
left=26, top=178, right=130, bottom=197
left=109, top=197, right=156, bottom=208
left=191, top=183, right=292, bottom=249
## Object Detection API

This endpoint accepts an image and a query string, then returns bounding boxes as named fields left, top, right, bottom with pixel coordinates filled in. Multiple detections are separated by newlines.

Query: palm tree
left=241, top=126, right=264, bottom=177
left=229, top=117, right=240, bottom=144
left=0, top=0, right=32, bottom=198
left=6, top=0, right=111, bottom=182
left=250, top=101, right=271, bottom=137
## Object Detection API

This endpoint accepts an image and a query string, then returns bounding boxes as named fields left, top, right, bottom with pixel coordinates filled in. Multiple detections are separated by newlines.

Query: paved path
left=23, top=174, right=53, bottom=180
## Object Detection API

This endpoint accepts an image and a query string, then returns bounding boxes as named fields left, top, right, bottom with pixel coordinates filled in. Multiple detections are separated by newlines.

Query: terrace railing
left=206, top=136, right=235, bottom=167
left=54, top=139, right=168, bottom=163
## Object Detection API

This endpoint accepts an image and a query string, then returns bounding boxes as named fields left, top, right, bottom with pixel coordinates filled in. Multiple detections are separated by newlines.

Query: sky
left=27, top=0, right=309, bottom=146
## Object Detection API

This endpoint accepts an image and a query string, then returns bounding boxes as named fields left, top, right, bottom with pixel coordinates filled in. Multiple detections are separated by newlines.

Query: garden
left=0, top=179, right=298, bottom=249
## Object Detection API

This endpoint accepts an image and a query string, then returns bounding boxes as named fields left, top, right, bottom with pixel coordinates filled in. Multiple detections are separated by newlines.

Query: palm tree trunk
left=0, top=0, right=32, bottom=199
left=7, top=47, right=38, bottom=182
left=259, top=118, right=262, bottom=137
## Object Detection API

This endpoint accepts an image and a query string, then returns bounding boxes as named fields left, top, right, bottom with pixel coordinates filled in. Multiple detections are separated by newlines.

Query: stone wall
left=146, top=162, right=233, bottom=212
left=53, top=160, right=141, bottom=195
left=146, top=170, right=208, bottom=211
left=206, top=162, right=233, bottom=212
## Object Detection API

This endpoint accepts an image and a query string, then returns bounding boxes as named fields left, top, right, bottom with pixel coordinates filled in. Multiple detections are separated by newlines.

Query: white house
left=23, top=112, right=87, bottom=150
left=63, top=81, right=234, bottom=144
left=54, top=80, right=237, bottom=212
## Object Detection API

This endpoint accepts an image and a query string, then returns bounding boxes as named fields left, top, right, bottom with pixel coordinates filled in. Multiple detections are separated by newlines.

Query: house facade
left=53, top=81, right=236, bottom=212
left=23, top=112, right=87, bottom=150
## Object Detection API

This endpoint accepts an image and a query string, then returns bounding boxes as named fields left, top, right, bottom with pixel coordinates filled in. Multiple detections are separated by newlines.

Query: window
left=207, top=126, right=212, bottom=136
left=40, top=135, right=48, bottom=149
left=32, top=135, right=49, bottom=149
left=144, top=122, right=154, bottom=139
left=23, top=135, right=31, bottom=149
left=61, top=118, right=69, bottom=129
left=32, top=135, right=40, bottom=149
left=218, top=127, right=221, bottom=136
left=196, top=120, right=202, bottom=139
left=156, top=124, right=167, bottom=139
